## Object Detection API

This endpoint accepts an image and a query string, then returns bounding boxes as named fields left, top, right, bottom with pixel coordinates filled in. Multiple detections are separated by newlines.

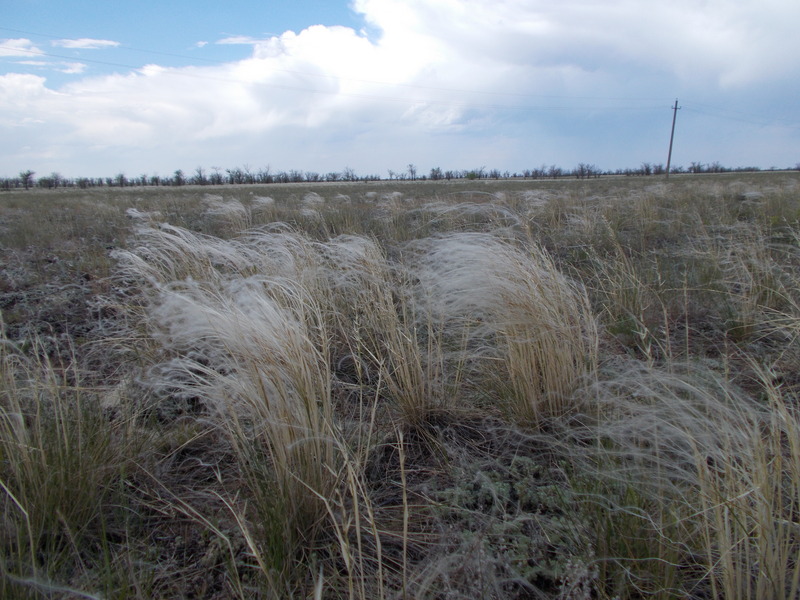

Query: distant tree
left=255, top=166, right=272, bottom=184
left=192, top=166, right=208, bottom=185
left=242, top=164, right=254, bottom=184
left=19, top=170, right=35, bottom=190
left=640, top=162, right=652, bottom=176
left=407, top=164, right=417, bottom=180
left=115, top=173, right=127, bottom=187
left=209, top=167, right=224, bottom=185
left=652, top=163, right=665, bottom=175
left=688, top=161, right=704, bottom=174
left=429, top=167, right=443, bottom=180
left=305, top=171, right=321, bottom=182
left=173, top=169, right=185, bottom=186
left=548, top=165, right=562, bottom=179
left=342, top=167, right=357, bottom=182
left=464, top=166, right=486, bottom=180
left=39, top=172, right=63, bottom=188
left=226, top=167, right=243, bottom=184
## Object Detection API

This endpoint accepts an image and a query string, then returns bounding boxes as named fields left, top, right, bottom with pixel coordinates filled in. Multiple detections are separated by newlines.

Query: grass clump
left=406, top=232, right=598, bottom=425
left=560, top=362, right=800, bottom=599
left=0, top=331, right=153, bottom=599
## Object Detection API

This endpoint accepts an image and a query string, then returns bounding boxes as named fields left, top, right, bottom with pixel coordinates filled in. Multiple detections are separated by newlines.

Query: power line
left=682, top=105, right=800, bottom=130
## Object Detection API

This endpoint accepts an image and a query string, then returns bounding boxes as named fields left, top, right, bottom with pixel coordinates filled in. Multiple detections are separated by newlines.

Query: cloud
left=52, top=38, right=120, bottom=50
left=1, top=0, right=799, bottom=177
left=354, top=0, right=800, bottom=88
left=216, top=36, right=264, bottom=45
left=58, top=62, right=87, bottom=74
left=15, top=59, right=86, bottom=74
left=0, top=38, right=43, bottom=58
left=1, top=38, right=90, bottom=76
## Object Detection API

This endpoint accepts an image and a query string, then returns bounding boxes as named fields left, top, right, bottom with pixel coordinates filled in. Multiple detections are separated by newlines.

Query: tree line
left=3, top=161, right=795, bottom=191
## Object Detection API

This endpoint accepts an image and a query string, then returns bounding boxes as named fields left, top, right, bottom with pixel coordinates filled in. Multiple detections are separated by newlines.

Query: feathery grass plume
left=124, top=206, right=163, bottom=223
left=250, top=196, right=277, bottom=224
left=560, top=362, right=800, bottom=599
left=115, top=221, right=324, bottom=289
left=146, top=277, right=337, bottom=587
left=413, top=200, right=523, bottom=236
left=711, top=222, right=793, bottom=342
left=252, top=195, right=275, bottom=207
left=114, top=223, right=253, bottom=285
left=120, top=224, right=341, bottom=591
left=406, top=232, right=598, bottom=426
left=202, top=195, right=251, bottom=235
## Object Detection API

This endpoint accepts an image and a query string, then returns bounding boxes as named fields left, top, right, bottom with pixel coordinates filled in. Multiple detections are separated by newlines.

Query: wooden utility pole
left=665, top=98, right=680, bottom=179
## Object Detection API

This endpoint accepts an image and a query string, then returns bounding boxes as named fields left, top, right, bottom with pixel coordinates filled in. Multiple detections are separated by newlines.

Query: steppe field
left=2, top=172, right=800, bottom=599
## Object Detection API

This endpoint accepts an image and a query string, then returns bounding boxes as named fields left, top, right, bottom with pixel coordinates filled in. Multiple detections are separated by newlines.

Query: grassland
left=1, top=172, right=799, bottom=598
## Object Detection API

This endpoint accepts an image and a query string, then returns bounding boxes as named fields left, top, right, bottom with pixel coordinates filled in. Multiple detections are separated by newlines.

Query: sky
left=2, top=0, right=799, bottom=179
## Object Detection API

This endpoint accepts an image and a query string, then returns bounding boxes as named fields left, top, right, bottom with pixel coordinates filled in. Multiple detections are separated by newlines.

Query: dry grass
left=1, top=172, right=799, bottom=598
left=557, top=361, right=800, bottom=599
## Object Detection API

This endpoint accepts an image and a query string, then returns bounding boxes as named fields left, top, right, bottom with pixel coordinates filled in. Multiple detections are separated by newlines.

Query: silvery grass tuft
left=406, top=232, right=598, bottom=425
left=202, top=195, right=252, bottom=234
left=560, top=362, right=800, bottom=599
left=116, top=225, right=337, bottom=588
left=117, top=222, right=321, bottom=286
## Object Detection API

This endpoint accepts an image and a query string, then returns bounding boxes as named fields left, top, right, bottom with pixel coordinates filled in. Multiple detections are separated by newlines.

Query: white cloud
left=0, top=38, right=43, bottom=58
left=52, top=38, right=120, bottom=49
left=58, top=62, right=87, bottom=74
left=2, top=0, right=799, bottom=177
left=216, top=35, right=264, bottom=45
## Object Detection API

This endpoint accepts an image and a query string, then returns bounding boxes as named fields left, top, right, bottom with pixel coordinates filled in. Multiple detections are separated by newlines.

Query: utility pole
left=665, top=98, right=680, bottom=180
